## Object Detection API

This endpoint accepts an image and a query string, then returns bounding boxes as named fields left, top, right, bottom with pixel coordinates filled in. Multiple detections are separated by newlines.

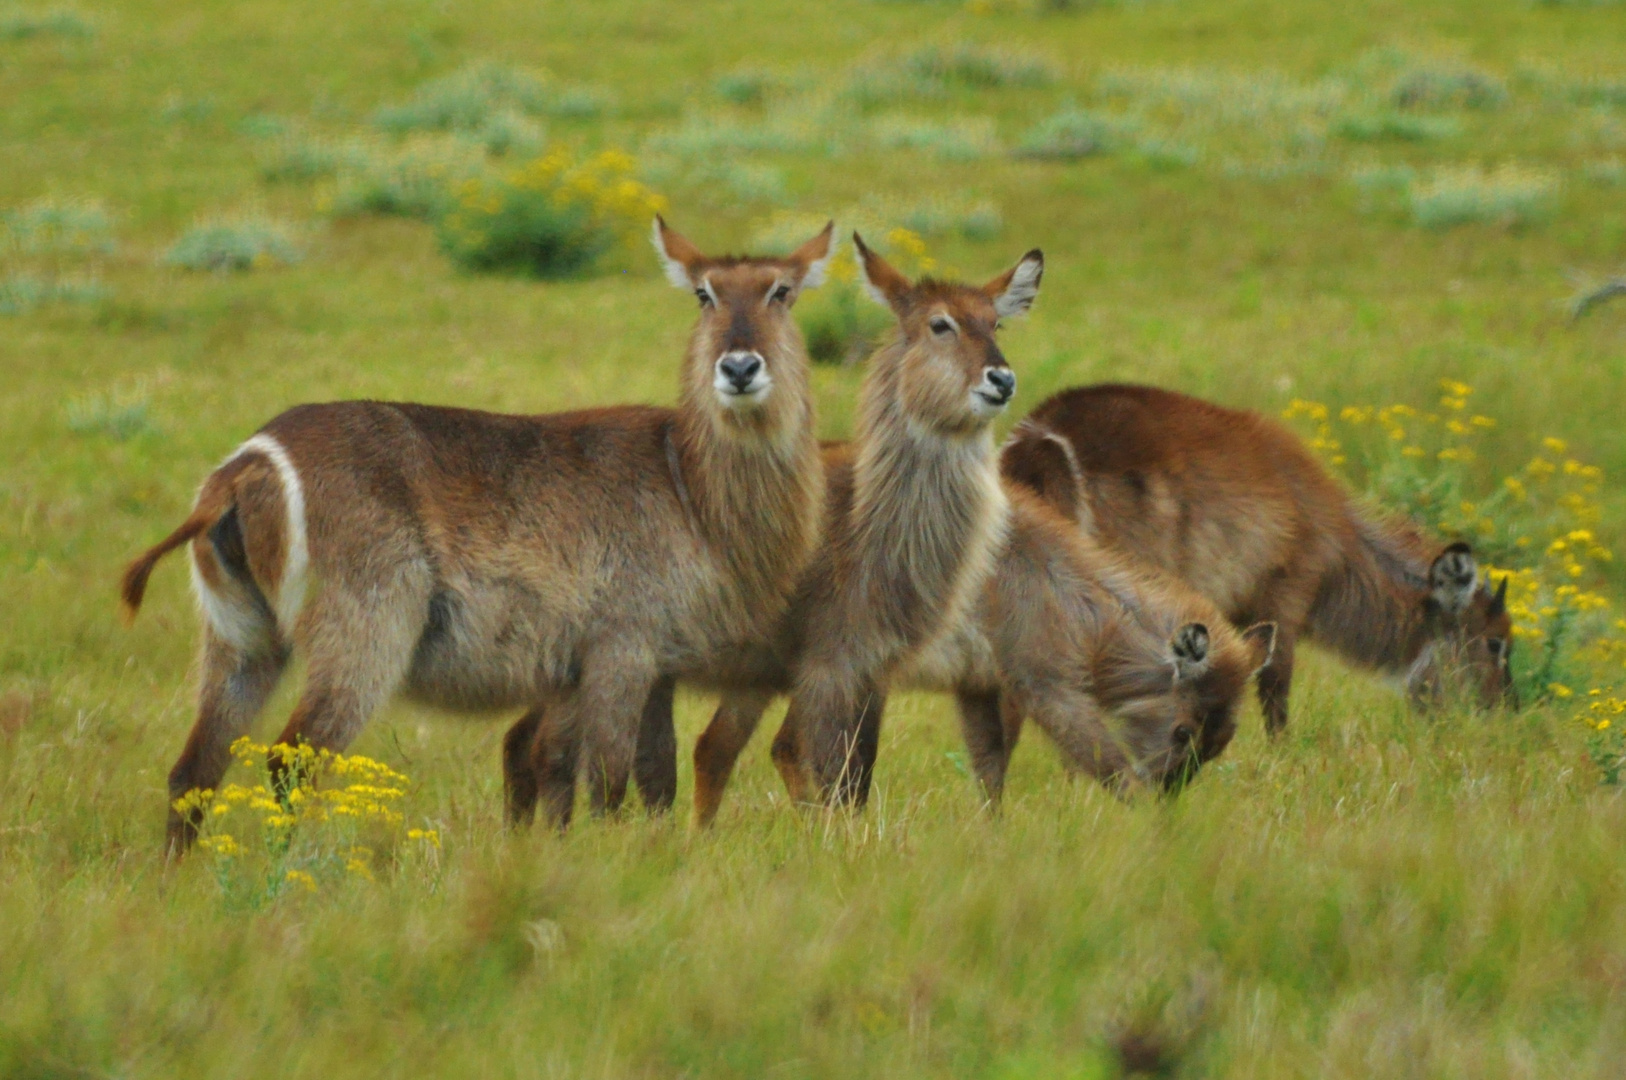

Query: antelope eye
left=929, top=316, right=954, bottom=336
left=695, top=288, right=712, bottom=307
left=771, top=283, right=792, bottom=303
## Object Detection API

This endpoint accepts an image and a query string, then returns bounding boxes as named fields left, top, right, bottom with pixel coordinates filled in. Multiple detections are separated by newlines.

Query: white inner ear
left=994, top=256, right=1043, bottom=318
left=856, top=256, right=890, bottom=307
left=800, top=244, right=835, bottom=290
left=1431, top=553, right=1479, bottom=615
left=651, top=219, right=693, bottom=289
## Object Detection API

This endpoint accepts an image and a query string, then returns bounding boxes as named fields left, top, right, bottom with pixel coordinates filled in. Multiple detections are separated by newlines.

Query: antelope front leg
left=790, top=664, right=884, bottom=809
left=693, top=690, right=772, bottom=827
left=1257, top=634, right=1295, bottom=739
left=954, top=687, right=1009, bottom=806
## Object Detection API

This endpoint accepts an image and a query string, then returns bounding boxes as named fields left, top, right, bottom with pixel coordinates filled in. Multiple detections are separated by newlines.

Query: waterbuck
left=121, top=218, right=834, bottom=848
left=526, top=236, right=1039, bottom=822
left=1001, top=383, right=1516, bottom=736
left=692, top=454, right=1276, bottom=823
left=771, top=235, right=1037, bottom=807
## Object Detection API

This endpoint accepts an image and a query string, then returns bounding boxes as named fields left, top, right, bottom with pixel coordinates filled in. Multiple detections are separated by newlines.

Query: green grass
left=3, top=0, right=1626, bottom=1075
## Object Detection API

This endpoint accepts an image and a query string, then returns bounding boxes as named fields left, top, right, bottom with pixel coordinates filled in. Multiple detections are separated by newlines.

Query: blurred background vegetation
left=2, top=0, right=1625, bottom=1076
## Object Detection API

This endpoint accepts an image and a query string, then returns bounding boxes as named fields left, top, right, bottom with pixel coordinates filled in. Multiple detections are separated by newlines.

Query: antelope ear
left=1428, top=541, right=1479, bottom=617
left=984, top=249, right=1044, bottom=319
left=853, top=231, right=912, bottom=312
left=1240, top=622, right=1278, bottom=678
left=1487, top=575, right=1509, bottom=617
left=786, top=220, right=836, bottom=291
left=651, top=215, right=705, bottom=289
left=1170, top=622, right=1211, bottom=683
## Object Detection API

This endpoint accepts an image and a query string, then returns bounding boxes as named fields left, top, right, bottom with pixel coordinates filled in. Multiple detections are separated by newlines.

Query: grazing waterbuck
left=1001, top=383, right=1516, bottom=736
left=121, top=218, right=834, bottom=849
left=692, top=454, right=1277, bottom=823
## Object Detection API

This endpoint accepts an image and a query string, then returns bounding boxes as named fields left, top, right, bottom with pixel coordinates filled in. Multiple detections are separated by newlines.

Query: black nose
left=719, top=354, right=762, bottom=392
left=985, top=367, right=1015, bottom=401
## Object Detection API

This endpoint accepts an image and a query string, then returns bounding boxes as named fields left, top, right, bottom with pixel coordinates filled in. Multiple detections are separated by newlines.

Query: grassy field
left=4, top=0, right=1626, bottom=1075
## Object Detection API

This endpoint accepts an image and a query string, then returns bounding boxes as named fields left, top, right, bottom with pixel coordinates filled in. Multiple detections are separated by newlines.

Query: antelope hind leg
left=167, top=627, right=288, bottom=856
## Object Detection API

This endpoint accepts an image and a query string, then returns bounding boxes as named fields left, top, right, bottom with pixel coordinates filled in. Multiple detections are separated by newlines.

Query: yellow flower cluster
left=1577, top=689, right=1624, bottom=730
left=1283, top=378, right=1623, bottom=742
left=173, top=738, right=440, bottom=895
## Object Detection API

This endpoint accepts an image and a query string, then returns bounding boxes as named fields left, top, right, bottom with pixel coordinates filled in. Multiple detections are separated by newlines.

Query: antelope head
left=1409, top=543, right=1518, bottom=711
left=653, top=216, right=834, bottom=436
left=854, top=233, right=1042, bottom=437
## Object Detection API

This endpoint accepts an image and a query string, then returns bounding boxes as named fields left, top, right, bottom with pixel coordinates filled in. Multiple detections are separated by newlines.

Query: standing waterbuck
left=121, top=218, right=833, bottom=848
left=1001, top=383, right=1516, bottom=736
left=769, top=234, right=1038, bottom=807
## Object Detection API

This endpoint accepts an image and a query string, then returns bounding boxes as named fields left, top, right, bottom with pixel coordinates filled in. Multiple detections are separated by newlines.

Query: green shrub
left=1334, top=111, right=1459, bottom=142
left=863, top=194, right=1004, bottom=240
left=259, top=135, right=372, bottom=183
left=373, top=63, right=604, bottom=135
left=327, top=136, right=491, bottom=219
left=1134, top=136, right=1200, bottom=168
left=162, top=218, right=301, bottom=272
left=846, top=42, right=1055, bottom=106
left=903, top=42, right=1056, bottom=89
left=0, top=273, right=107, bottom=314
left=64, top=386, right=156, bottom=440
left=2, top=198, right=112, bottom=256
left=436, top=149, right=665, bottom=278
left=1408, top=164, right=1559, bottom=228
left=714, top=67, right=789, bottom=105
left=1569, top=77, right=1626, bottom=107
left=1352, top=49, right=1508, bottom=111
left=1582, top=158, right=1626, bottom=186
left=1098, top=66, right=1343, bottom=124
left=1016, top=107, right=1133, bottom=159
left=868, top=115, right=1000, bottom=160
left=0, top=6, right=91, bottom=39
left=475, top=108, right=546, bottom=156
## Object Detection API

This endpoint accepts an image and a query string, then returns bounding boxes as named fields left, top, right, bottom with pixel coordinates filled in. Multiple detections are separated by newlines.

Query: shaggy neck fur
left=1307, top=502, right=1438, bottom=673
left=672, top=343, right=825, bottom=626
left=846, top=338, right=1009, bottom=651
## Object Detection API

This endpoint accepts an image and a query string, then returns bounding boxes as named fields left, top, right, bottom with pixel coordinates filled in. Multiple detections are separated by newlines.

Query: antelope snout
left=714, top=351, right=769, bottom=402
left=972, top=365, right=1016, bottom=416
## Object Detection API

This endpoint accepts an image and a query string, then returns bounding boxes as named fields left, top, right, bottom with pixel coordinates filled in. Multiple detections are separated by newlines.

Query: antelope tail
left=119, top=487, right=233, bottom=622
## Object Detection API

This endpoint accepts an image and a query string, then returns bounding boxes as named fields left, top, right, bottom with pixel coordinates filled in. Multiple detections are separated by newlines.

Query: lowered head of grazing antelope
left=853, top=232, right=1039, bottom=437
left=1100, top=619, right=1278, bottom=792
left=1405, top=542, right=1517, bottom=711
left=654, top=215, right=833, bottom=440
